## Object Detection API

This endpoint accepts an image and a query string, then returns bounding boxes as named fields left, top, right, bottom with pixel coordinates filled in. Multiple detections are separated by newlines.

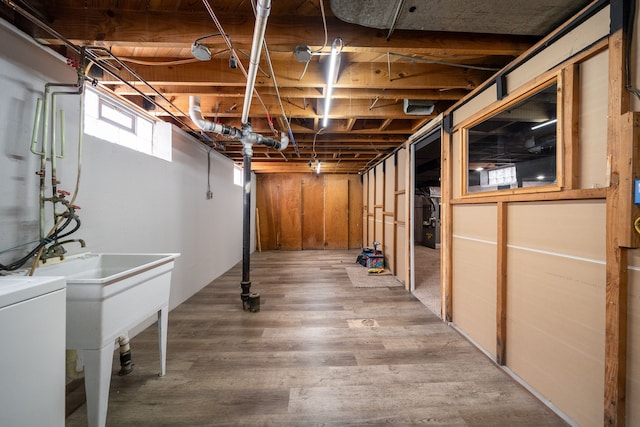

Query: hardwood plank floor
left=66, top=250, right=566, bottom=426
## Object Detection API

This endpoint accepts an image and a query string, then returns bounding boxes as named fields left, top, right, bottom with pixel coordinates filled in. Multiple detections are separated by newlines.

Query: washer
left=0, top=275, right=66, bottom=427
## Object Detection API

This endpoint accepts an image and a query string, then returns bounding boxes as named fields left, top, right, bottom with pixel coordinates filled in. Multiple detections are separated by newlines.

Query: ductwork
left=329, top=0, right=590, bottom=37
left=403, top=99, right=435, bottom=115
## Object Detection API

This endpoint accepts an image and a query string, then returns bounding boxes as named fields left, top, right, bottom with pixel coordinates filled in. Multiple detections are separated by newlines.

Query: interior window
left=466, top=81, right=558, bottom=194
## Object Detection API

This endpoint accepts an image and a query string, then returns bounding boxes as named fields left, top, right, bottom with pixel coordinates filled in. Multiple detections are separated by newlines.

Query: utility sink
left=33, top=252, right=180, bottom=427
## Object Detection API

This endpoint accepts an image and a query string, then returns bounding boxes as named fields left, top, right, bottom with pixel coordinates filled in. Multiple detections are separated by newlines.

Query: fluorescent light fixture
left=531, top=118, right=557, bottom=130
left=536, top=175, right=545, bottom=180
left=322, top=38, right=342, bottom=128
left=475, top=167, right=484, bottom=171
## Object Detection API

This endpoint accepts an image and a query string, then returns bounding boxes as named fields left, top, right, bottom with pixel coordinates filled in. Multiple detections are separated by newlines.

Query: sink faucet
left=41, top=239, right=86, bottom=262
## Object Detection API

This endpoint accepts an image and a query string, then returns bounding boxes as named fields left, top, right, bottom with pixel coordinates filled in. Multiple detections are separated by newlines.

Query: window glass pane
left=99, top=101, right=135, bottom=131
left=466, top=82, right=558, bottom=194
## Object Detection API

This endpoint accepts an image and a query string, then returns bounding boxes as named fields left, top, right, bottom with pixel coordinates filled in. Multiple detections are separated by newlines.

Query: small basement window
left=84, top=87, right=171, bottom=161
left=98, top=99, right=136, bottom=132
left=463, top=77, right=560, bottom=195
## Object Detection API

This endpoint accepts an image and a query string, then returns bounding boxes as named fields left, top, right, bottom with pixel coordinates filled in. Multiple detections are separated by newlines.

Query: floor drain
left=347, top=318, right=379, bottom=328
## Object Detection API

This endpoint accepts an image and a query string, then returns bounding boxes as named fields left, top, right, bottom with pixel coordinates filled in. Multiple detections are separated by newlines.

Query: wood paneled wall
left=436, top=4, right=640, bottom=425
left=256, top=174, right=362, bottom=250
left=362, top=149, right=408, bottom=284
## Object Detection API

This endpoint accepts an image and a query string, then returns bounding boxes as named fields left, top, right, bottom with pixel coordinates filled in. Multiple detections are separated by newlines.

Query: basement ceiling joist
left=0, top=0, right=593, bottom=174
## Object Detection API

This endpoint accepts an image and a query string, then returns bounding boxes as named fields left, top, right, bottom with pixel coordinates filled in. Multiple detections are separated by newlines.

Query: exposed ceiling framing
left=0, top=0, right=591, bottom=175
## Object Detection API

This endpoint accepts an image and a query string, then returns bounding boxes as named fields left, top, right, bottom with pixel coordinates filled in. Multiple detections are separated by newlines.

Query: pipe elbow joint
left=253, top=133, right=287, bottom=151
left=279, top=135, right=289, bottom=151
left=188, top=96, right=206, bottom=128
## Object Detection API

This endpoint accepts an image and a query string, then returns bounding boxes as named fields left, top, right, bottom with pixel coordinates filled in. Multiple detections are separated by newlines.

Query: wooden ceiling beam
left=32, top=9, right=534, bottom=57
left=379, top=119, right=394, bottom=131
left=158, top=96, right=438, bottom=120
left=112, top=85, right=470, bottom=101
left=225, top=144, right=399, bottom=153
left=250, top=166, right=368, bottom=173
left=96, top=59, right=490, bottom=90
left=16, top=1, right=537, bottom=175
left=226, top=151, right=385, bottom=159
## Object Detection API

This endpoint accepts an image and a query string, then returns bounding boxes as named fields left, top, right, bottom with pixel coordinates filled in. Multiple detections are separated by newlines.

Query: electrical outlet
left=206, top=190, right=213, bottom=200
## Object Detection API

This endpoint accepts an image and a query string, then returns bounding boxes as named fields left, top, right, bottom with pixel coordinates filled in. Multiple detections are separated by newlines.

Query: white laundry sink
left=33, top=252, right=179, bottom=427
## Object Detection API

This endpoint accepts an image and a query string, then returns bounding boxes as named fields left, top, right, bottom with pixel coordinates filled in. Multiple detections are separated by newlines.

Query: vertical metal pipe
left=240, top=143, right=253, bottom=310
left=241, top=0, right=271, bottom=125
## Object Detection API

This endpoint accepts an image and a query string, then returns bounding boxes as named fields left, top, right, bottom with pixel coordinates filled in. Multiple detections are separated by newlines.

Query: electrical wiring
left=298, top=0, right=329, bottom=81
left=237, top=49, right=271, bottom=78
left=109, top=57, right=202, bottom=66
left=107, top=51, right=239, bottom=66
left=312, top=0, right=329, bottom=54
left=387, top=52, right=501, bottom=71
left=262, top=36, right=300, bottom=156
left=206, top=147, right=213, bottom=199
left=245, top=0, right=299, bottom=155
left=201, top=0, right=273, bottom=134
left=625, top=0, right=640, bottom=101
left=312, top=127, right=324, bottom=160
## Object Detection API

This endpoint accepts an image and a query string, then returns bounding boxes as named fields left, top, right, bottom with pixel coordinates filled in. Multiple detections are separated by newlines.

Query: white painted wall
left=0, top=20, right=251, bottom=309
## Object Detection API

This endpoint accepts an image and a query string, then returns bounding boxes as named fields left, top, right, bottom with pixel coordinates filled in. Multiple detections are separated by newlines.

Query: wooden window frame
left=460, top=72, right=564, bottom=198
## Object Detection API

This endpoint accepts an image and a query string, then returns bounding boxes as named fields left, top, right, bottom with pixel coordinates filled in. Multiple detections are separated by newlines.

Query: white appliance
left=0, top=276, right=66, bottom=427
left=34, top=252, right=179, bottom=427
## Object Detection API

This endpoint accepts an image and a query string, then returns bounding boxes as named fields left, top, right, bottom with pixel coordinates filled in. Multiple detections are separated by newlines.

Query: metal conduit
left=1, top=0, right=219, bottom=149
left=241, top=0, right=271, bottom=126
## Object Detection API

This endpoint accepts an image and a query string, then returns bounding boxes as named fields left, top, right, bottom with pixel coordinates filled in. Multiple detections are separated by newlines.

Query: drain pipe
left=65, top=349, right=84, bottom=380
left=117, top=334, right=134, bottom=376
left=192, top=0, right=285, bottom=311
left=190, top=96, right=287, bottom=312
left=189, top=96, right=242, bottom=139
left=189, top=96, right=287, bottom=151
left=239, top=0, right=270, bottom=312
left=240, top=140, right=255, bottom=311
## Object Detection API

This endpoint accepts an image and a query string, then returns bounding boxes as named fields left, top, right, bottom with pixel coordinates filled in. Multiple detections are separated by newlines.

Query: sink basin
left=35, top=253, right=175, bottom=281
left=33, top=252, right=179, bottom=427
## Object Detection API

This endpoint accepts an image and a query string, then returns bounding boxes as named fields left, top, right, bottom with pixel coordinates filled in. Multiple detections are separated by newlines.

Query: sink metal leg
left=82, top=345, right=113, bottom=427
left=157, top=306, right=168, bottom=376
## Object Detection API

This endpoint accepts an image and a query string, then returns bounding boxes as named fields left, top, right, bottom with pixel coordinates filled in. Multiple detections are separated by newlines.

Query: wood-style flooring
left=412, top=245, right=442, bottom=318
left=65, top=250, right=566, bottom=426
